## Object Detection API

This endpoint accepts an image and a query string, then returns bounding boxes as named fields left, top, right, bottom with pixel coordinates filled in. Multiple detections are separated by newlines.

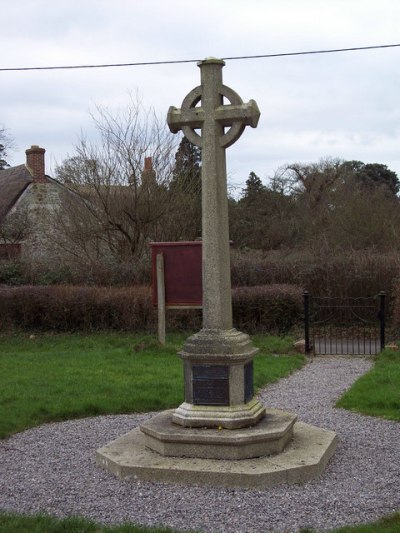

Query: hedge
left=389, top=281, right=400, bottom=331
left=232, top=284, right=302, bottom=333
left=0, top=284, right=303, bottom=334
left=230, top=249, right=397, bottom=299
left=3, top=250, right=397, bottom=303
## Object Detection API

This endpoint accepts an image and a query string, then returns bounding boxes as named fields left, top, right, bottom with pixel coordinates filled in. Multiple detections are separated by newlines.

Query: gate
left=304, top=291, right=385, bottom=356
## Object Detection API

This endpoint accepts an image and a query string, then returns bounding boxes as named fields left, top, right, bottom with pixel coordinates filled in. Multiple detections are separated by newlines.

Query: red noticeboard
left=150, top=241, right=202, bottom=307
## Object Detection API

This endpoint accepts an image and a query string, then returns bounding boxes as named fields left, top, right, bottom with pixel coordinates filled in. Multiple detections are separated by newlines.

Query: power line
left=222, top=43, right=400, bottom=61
left=0, top=58, right=198, bottom=72
left=0, top=43, right=399, bottom=72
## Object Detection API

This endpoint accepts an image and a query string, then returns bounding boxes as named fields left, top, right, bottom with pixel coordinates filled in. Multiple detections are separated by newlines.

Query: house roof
left=0, top=165, right=33, bottom=223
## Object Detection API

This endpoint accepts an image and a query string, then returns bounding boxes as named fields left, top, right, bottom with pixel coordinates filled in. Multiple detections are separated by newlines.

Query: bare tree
left=229, top=157, right=400, bottom=253
left=0, top=125, right=15, bottom=170
left=276, top=157, right=347, bottom=206
left=55, top=95, right=180, bottom=266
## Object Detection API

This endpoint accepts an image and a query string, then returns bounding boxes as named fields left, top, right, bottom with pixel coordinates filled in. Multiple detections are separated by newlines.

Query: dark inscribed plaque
left=244, top=361, right=253, bottom=403
left=192, top=365, right=229, bottom=406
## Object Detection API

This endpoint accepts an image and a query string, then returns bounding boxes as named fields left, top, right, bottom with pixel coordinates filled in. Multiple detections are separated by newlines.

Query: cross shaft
left=167, top=58, right=260, bottom=329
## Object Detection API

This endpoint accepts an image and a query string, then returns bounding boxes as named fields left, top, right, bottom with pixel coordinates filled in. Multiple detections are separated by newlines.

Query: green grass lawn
left=301, top=512, right=400, bottom=533
left=1, top=511, right=400, bottom=533
left=336, top=348, right=400, bottom=420
left=0, top=512, right=188, bottom=533
left=2, top=333, right=399, bottom=533
left=0, top=332, right=303, bottom=439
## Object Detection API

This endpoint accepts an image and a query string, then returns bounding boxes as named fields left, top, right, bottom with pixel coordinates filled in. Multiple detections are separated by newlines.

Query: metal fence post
left=379, top=291, right=385, bottom=351
left=304, top=291, right=311, bottom=353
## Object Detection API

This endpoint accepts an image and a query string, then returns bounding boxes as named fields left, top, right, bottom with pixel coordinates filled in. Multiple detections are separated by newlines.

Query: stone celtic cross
left=168, top=57, right=260, bottom=330
left=97, top=60, right=337, bottom=481
left=167, top=58, right=264, bottom=429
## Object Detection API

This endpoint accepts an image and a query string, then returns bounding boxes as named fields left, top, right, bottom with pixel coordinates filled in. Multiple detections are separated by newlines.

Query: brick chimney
left=25, top=145, right=47, bottom=183
left=141, top=156, right=156, bottom=186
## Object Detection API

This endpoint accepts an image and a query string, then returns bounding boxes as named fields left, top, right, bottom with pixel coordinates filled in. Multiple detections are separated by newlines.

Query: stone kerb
left=96, top=422, right=338, bottom=489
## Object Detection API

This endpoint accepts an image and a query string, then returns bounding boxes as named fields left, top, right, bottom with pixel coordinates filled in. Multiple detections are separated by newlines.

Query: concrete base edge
left=96, top=421, right=337, bottom=489
left=172, top=398, right=266, bottom=429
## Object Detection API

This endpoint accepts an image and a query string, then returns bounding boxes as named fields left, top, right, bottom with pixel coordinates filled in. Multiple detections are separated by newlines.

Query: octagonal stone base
left=176, top=329, right=265, bottom=429
left=96, top=413, right=337, bottom=489
left=141, top=409, right=296, bottom=460
left=172, top=397, right=266, bottom=430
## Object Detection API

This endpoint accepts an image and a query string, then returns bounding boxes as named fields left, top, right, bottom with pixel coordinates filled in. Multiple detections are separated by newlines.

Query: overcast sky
left=1, top=0, right=399, bottom=191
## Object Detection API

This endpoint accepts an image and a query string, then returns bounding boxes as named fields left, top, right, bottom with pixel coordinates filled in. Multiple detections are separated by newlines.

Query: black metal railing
left=304, top=291, right=385, bottom=356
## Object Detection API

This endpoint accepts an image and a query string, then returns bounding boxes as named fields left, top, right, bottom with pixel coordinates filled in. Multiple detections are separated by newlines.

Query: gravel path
left=1, top=357, right=399, bottom=533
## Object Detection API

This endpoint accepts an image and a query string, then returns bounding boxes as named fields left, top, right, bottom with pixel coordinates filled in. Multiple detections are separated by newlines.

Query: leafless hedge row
left=230, top=249, right=399, bottom=298
left=0, top=284, right=302, bottom=334
left=1, top=247, right=398, bottom=330
left=1, top=249, right=397, bottom=298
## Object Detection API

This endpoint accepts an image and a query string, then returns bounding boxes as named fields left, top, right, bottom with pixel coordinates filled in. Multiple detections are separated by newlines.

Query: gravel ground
left=1, top=356, right=399, bottom=533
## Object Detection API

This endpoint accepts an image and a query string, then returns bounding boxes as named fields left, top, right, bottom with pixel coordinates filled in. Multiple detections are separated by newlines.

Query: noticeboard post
left=150, top=242, right=202, bottom=344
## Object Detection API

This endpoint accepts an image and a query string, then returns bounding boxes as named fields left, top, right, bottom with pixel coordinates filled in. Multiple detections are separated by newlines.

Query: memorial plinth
left=96, top=58, right=337, bottom=488
left=173, top=329, right=264, bottom=428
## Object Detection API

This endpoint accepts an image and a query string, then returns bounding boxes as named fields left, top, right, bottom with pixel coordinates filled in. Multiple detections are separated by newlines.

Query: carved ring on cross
left=168, top=84, right=260, bottom=149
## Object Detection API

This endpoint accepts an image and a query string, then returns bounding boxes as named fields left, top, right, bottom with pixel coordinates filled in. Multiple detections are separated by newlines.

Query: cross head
left=167, top=58, right=260, bottom=149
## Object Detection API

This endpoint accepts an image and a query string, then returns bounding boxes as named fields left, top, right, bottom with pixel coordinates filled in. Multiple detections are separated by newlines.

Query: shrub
left=0, top=261, right=24, bottom=285
left=0, top=285, right=154, bottom=332
left=0, top=248, right=397, bottom=309
left=233, top=284, right=303, bottom=333
left=0, top=283, right=303, bottom=334
left=231, top=248, right=398, bottom=300
left=388, top=281, right=400, bottom=331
